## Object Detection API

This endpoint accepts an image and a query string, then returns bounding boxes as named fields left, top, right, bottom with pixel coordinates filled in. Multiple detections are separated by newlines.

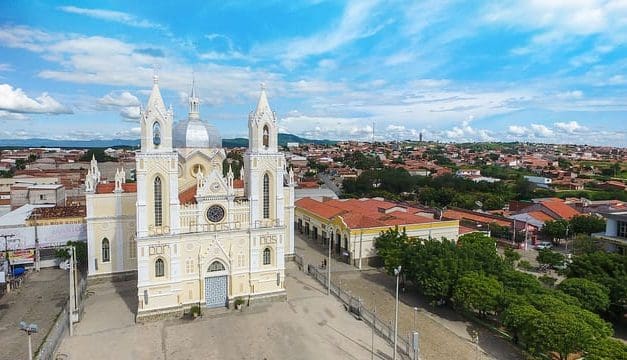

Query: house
left=295, top=197, right=460, bottom=268
left=592, top=211, right=627, bottom=256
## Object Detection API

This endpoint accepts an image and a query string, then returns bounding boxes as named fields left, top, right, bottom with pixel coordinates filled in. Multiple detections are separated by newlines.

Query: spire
left=254, top=83, right=272, bottom=118
left=146, top=67, right=166, bottom=115
left=189, top=76, right=200, bottom=120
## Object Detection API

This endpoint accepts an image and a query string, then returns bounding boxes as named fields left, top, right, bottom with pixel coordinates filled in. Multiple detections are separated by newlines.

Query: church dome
left=173, top=79, right=221, bottom=148
left=173, top=118, right=222, bottom=148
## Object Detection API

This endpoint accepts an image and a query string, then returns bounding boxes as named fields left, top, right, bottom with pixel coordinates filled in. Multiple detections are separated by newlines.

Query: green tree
left=408, top=239, right=460, bottom=303
left=536, top=249, right=564, bottom=267
left=567, top=252, right=627, bottom=318
left=15, top=158, right=26, bottom=170
left=569, top=215, right=606, bottom=235
left=570, top=234, right=599, bottom=255
left=585, top=337, right=627, bottom=360
left=374, top=227, right=409, bottom=275
left=457, top=233, right=503, bottom=275
left=541, top=219, right=569, bottom=242
left=501, top=303, right=544, bottom=347
left=452, top=272, right=503, bottom=317
left=557, top=278, right=610, bottom=313
left=515, top=178, right=535, bottom=200
left=503, top=247, right=521, bottom=267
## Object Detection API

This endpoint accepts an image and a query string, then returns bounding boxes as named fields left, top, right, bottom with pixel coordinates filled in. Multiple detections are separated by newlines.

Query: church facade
left=85, top=74, right=295, bottom=320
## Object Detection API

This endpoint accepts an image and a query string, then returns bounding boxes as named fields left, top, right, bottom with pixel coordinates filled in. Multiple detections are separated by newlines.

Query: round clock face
left=206, top=205, right=225, bottom=223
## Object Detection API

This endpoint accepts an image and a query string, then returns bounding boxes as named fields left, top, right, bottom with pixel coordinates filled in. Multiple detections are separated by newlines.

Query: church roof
left=95, top=183, right=137, bottom=193
left=253, top=87, right=272, bottom=118
left=146, top=74, right=166, bottom=115
left=173, top=118, right=221, bottom=148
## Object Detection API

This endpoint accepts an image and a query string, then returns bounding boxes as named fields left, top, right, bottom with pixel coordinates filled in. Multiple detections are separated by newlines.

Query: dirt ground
left=57, top=263, right=397, bottom=360
left=0, top=268, right=69, bottom=360
left=296, top=232, right=522, bottom=360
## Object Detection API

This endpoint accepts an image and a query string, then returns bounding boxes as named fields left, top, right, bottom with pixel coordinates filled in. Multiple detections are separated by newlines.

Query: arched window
left=155, top=258, right=165, bottom=277
left=208, top=261, right=225, bottom=272
left=102, top=238, right=110, bottom=262
left=152, top=122, right=161, bottom=146
left=129, top=236, right=136, bottom=259
left=262, top=125, right=269, bottom=148
left=154, top=176, right=162, bottom=227
left=263, top=173, right=270, bottom=219
left=263, top=247, right=271, bottom=265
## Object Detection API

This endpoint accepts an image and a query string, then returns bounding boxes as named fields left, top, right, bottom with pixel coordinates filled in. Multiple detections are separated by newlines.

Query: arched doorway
left=205, top=260, right=228, bottom=308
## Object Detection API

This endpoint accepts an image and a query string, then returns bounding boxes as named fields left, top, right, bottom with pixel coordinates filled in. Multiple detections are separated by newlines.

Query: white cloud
left=0, top=84, right=72, bottom=114
left=256, top=0, right=385, bottom=66
left=530, top=124, right=554, bottom=137
left=0, top=63, right=13, bottom=72
left=555, top=90, right=583, bottom=99
left=58, top=6, right=164, bottom=30
left=120, top=107, right=140, bottom=120
left=554, top=121, right=587, bottom=134
left=444, top=119, right=494, bottom=142
left=98, top=91, right=140, bottom=107
left=0, top=110, right=28, bottom=120
left=507, top=125, right=527, bottom=136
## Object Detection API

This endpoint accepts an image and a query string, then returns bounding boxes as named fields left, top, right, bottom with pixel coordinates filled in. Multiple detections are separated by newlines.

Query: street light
left=393, top=265, right=402, bottom=360
left=327, top=234, right=331, bottom=296
left=19, top=321, right=38, bottom=360
left=371, top=292, right=376, bottom=360
left=413, top=307, right=418, bottom=331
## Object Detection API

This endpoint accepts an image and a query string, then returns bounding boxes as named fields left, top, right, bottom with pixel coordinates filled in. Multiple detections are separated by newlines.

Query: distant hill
left=0, top=133, right=335, bottom=149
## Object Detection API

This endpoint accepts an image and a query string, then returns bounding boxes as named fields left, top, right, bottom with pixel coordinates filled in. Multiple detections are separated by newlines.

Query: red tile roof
left=296, top=197, right=435, bottom=229
left=95, top=182, right=137, bottom=193
left=527, top=211, right=555, bottom=222
left=540, top=200, right=580, bottom=220
left=179, top=186, right=197, bottom=205
left=443, top=209, right=511, bottom=227
left=233, top=179, right=244, bottom=189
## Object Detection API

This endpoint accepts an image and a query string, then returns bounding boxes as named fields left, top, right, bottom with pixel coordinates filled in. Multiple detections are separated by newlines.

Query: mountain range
left=0, top=133, right=335, bottom=149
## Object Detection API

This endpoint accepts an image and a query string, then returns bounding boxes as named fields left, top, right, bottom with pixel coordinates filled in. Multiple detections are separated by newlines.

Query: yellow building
left=85, top=76, right=295, bottom=320
left=295, top=197, right=459, bottom=268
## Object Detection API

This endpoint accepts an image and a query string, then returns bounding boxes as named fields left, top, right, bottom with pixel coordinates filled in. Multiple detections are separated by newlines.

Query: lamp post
left=393, top=265, right=402, bottom=360
left=413, top=306, right=418, bottom=330
left=19, top=321, right=38, bottom=360
left=327, top=233, right=331, bottom=296
left=371, top=292, right=376, bottom=360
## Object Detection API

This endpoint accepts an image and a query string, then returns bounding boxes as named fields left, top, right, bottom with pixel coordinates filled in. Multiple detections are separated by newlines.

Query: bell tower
left=136, top=72, right=180, bottom=238
left=244, top=85, right=285, bottom=225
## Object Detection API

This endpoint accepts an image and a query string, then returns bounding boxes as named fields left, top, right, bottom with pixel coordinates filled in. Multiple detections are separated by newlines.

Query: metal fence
left=307, top=264, right=413, bottom=358
left=36, top=275, right=87, bottom=360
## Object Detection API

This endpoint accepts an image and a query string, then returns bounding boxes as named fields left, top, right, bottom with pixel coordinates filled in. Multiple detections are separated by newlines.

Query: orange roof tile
left=95, top=182, right=137, bottom=193
left=178, top=186, right=197, bottom=205
left=443, top=209, right=511, bottom=227
left=233, top=179, right=244, bottom=189
left=527, top=211, right=555, bottom=222
left=297, top=197, right=437, bottom=229
left=540, top=200, right=580, bottom=220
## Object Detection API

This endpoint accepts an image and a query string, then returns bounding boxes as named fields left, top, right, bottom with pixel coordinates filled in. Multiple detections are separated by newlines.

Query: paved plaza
left=0, top=268, right=69, bottom=360
left=56, top=262, right=396, bottom=360
left=295, top=232, right=522, bottom=360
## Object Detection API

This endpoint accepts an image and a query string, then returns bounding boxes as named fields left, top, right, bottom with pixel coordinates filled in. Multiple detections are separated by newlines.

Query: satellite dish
left=475, top=201, right=483, bottom=208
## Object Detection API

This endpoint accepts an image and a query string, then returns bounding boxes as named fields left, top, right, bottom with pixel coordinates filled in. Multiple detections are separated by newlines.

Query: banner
left=0, top=249, right=35, bottom=264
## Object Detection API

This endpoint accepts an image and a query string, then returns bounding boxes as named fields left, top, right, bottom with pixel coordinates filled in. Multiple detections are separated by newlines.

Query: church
left=84, top=74, right=295, bottom=320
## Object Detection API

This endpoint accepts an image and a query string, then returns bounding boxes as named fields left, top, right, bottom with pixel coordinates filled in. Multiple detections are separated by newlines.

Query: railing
left=307, top=264, right=412, bottom=358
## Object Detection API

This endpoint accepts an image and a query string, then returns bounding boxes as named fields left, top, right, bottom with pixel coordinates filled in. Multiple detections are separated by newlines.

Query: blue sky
left=0, top=1, right=626, bottom=146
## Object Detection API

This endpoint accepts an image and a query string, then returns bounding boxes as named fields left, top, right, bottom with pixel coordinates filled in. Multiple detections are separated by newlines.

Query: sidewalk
left=295, top=233, right=522, bottom=360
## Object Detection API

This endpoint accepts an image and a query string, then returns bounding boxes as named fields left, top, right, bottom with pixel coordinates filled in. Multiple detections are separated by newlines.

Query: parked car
left=534, top=241, right=553, bottom=250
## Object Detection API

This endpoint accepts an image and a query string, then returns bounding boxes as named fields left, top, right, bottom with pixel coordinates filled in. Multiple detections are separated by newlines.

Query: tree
left=541, top=219, right=569, bottom=242
left=569, top=215, right=605, bottom=235
left=571, top=234, right=599, bottom=255
left=374, top=227, right=409, bottom=275
left=501, top=303, right=545, bottom=347
left=567, top=252, right=627, bottom=319
left=557, top=278, right=610, bottom=313
left=452, top=272, right=503, bottom=317
left=584, top=337, right=627, bottom=360
left=457, top=233, right=503, bottom=275
left=536, top=249, right=564, bottom=267
left=15, top=158, right=26, bottom=170
left=503, top=247, right=521, bottom=267
left=407, top=238, right=460, bottom=303
left=515, top=178, right=535, bottom=200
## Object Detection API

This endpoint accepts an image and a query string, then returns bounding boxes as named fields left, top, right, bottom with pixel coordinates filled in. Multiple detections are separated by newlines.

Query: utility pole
left=359, top=231, right=363, bottom=270
left=371, top=293, right=376, bottom=360
left=393, top=265, right=402, bottom=360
